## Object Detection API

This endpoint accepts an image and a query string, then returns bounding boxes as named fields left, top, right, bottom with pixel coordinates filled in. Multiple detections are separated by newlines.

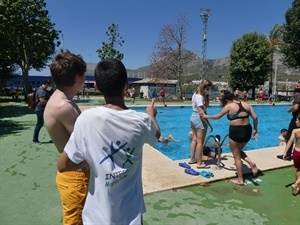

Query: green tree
left=0, top=47, right=20, bottom=92
left=228, top=32, right=273, bottom=99
left=269, top=24, right=284, bottom=48
left=96, top=23, right=125, bottom=60
left=0, top=0, right=61, bottom=95
left=281, top=0, right=300, bottom=69
left=149, top=13, right=197, bottom=99
left=0, top=62, right=19, bottom=93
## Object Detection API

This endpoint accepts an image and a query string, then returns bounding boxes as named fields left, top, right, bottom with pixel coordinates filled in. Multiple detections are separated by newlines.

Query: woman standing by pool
left=201, top=91, right=259, bottom=185
left=189, top=79, right=213, bottom=168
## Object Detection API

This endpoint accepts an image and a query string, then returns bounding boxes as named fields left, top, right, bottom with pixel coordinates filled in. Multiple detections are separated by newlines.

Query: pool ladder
left=203, top=134, right=229, bottom=169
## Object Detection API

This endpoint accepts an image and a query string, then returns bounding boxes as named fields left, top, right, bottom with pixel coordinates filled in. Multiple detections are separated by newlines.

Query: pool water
left=133, top=105, right=290, bottom=160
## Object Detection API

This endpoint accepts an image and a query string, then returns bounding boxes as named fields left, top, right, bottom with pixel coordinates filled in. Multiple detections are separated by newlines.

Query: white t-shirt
left=192, top=93, right=205, bottom=112
left=64, top=106, right=157, bottom=225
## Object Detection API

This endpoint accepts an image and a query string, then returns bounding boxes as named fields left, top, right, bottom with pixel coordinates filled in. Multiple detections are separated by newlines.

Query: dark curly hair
left=220, top=91, right=236, bottom=107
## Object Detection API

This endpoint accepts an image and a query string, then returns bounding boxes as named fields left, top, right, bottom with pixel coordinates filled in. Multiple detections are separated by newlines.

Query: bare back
left=294, top=128, right=300, bottom=149
left=227, top=101, right=256, bottom=126
left=44, top=90, right=80, bottom=153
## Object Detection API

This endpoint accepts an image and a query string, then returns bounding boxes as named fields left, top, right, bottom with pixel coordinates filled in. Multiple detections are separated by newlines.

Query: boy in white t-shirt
left=57, top=58, right=161, bottom=225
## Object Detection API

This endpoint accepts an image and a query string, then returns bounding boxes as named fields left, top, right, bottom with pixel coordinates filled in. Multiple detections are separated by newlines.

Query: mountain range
left=128, top=53, right=300, bottom=82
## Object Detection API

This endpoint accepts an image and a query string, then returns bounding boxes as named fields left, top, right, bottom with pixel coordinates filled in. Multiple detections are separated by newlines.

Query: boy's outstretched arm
left=146, top=98, right=161, bottom=139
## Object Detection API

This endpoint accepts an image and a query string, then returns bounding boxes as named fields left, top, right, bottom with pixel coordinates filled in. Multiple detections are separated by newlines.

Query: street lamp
left=61, top=33, right=64, bottom=52
left=57, top=30, right=64, bottom=52
left=273, top=59, right=278, bottom=102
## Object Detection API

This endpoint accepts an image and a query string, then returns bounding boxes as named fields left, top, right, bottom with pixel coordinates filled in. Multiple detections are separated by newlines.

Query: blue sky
left=33, top=0, right=293, bottom=75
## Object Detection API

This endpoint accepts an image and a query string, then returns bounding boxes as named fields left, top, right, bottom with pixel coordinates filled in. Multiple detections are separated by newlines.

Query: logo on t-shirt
left=100, top=140, right=137, bottom=187
left=99, top=140, right=128, bottom=166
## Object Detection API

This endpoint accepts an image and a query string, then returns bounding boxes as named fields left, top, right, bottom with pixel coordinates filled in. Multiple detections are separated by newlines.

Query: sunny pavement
left=142, top=144, right=293, bottom=194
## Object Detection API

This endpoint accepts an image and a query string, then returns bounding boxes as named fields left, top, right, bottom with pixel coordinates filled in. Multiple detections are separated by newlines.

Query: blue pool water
left=133, top=105, right=290, bottom=160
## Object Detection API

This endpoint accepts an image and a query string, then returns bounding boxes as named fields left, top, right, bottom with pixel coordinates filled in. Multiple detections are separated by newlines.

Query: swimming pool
left=133, top=105, right=290, bottom=160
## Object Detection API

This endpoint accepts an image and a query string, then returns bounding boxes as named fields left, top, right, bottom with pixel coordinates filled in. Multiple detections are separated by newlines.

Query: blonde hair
left=196, top=79, right=213, bottom=95
left=197, top=80, right=213, bottom=91
left=196, top=79, right=213, bottom=108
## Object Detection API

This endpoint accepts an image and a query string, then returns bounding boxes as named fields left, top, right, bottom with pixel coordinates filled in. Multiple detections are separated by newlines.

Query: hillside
left=132, top=53, right=300, bottom=82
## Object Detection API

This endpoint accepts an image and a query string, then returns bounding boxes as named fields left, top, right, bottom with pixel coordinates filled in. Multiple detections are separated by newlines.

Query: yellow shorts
left=56, top=170, right=90, bottom=225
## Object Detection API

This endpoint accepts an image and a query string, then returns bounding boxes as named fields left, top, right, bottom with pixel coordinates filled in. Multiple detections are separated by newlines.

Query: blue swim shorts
left=190, top=112, right=207, bottom=130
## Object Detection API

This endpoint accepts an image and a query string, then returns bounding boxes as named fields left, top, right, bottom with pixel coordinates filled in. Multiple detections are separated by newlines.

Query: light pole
left=200, top=8, right=211, bottom=80
left=61, top=33, right=64, bottom=52
left=273, top=59, right=278, bottom=101
left=57, top=30, right=64, bottom=53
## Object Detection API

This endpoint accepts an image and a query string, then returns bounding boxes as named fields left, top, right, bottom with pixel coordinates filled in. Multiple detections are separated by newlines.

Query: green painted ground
left=144, top=168, right=299, bottom=225
left=0, top=100, right=299, bottom=225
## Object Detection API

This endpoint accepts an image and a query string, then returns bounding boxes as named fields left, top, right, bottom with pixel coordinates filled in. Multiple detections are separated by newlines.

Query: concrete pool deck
left=142, top=144, right=293, bottom=194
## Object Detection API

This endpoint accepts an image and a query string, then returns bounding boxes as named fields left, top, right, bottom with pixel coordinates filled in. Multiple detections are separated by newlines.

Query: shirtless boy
left=57, top=58, right=160, bottom=224
left=44, top=51, right=89, bottom=224
left=283, top=114, right=300, bottom=196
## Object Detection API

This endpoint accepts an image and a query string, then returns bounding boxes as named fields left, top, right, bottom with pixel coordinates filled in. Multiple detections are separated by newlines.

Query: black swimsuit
left=227, top=102, right=250, bottom=121
left=228, top=102, right=252, bottom=143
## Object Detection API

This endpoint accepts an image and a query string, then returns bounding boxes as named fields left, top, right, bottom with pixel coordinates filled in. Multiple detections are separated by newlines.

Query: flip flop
left=199, top=170, right=214, bottom=178
left=197, top=164, right=210, bottom=169
left=188, top=161, right=197, bottom=164
left=207, top=171, right=214, bottom=177
left=184, top=168, right=199, bottom=176
left=179, top=162, right=191, bottom=169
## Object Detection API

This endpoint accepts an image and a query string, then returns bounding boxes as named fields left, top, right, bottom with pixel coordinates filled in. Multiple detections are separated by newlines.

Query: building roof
left=132, top=78, right=178, bottom=84
left=84, top=75, right=141, bottom=83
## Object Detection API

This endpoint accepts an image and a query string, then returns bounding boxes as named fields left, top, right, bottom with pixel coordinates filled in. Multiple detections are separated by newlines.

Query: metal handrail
left=220, top=134, right=229, bottom=147
left=203, top=134, right=229, bottom=169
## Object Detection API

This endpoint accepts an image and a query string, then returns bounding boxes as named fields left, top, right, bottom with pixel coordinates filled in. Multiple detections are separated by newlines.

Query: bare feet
left=251, top=163, right=259, bottom=177
left=291, top=184, right=300, bottom=196
left=230, top=179, right=244, bottom=186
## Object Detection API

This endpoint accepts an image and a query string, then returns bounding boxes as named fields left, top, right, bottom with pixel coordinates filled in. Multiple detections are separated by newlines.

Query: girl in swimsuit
left=201, top=91, right=259, bottom=185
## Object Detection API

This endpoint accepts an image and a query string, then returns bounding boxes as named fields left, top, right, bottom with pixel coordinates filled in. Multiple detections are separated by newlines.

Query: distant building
left=5, top=75, right=52, bottom=89
left=131, top=78, right=178, bottom=99
left=5, top=74, right=142, bottom=90
left=86, top=63, right=148, bottom=79
left=5, top=63, right=146, bottom=89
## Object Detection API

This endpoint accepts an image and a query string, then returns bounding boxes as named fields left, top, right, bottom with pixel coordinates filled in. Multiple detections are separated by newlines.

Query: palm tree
left=269, top=24, right=284, bottom=96
left=270, top=24, right=284, bottom=47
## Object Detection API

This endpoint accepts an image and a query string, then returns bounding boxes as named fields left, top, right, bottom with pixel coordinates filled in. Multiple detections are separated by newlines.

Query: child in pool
left=159, top=134, right=179, bottom=143
left=278, top=128, right=288, bottom=146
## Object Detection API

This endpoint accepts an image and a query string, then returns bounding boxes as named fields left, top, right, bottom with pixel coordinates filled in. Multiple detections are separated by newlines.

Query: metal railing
left=203, top=134, right=229, bottom=169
